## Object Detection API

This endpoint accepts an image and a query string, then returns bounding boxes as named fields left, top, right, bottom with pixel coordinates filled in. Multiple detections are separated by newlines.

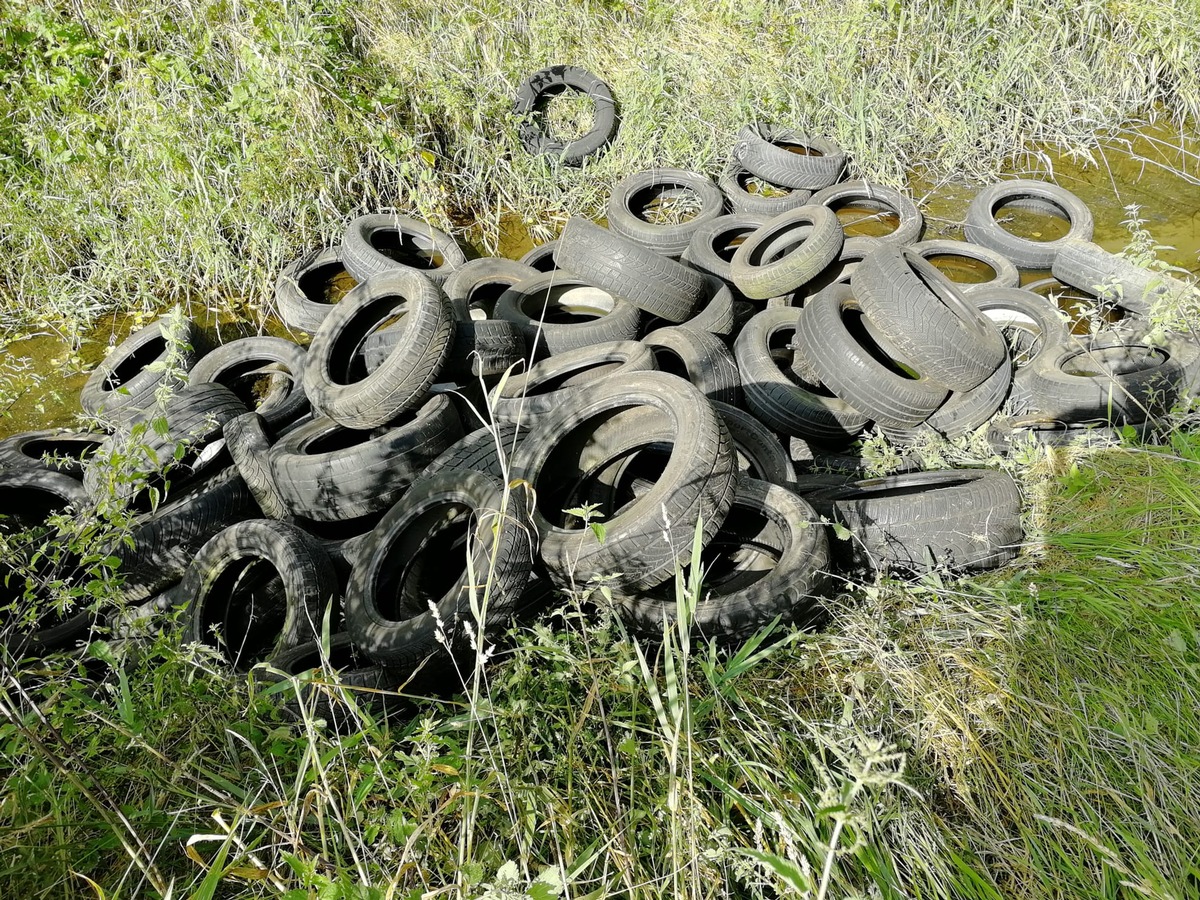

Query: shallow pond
left=2, top=123, right=1198, bottom=440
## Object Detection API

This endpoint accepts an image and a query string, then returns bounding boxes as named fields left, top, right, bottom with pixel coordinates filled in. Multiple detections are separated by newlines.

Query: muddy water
left=3, top=124, right=1198, bottom=440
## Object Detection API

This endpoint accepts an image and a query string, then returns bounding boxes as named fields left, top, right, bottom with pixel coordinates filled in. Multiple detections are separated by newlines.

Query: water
left=3, top=124, right=1198, bottom=440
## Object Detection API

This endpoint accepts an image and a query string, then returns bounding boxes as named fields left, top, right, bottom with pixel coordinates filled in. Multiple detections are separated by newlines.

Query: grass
left=4, top=414, right=1200, bottom=898
left=2, top=0, right=1200, bottom=333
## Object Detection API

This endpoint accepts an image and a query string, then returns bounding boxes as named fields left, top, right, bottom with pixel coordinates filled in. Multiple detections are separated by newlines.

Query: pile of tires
left=3, top=119, right=1197, bottom=727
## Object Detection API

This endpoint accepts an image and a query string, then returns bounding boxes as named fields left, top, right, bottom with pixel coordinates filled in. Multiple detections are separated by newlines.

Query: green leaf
left=589, top=521, right=606, bottom=543
left=736, top=848, right=812, bottom=893
left=832, top=522, right=852, bottom=541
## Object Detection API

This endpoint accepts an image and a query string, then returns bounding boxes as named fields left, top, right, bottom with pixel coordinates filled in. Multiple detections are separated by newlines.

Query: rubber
left=80, top=317, right=199, bottom=426
left=0, top=429, right=104, bottom=480
left=711, top=401, right=794, bottom=487
left=682, top=213, right=767, bottom=283
left=642, top=325, right=742, bottom=405
left=188, top=336, right=309, bottom=432
left=110, top=467, right=258, bottom=604
left=303, top=268, right=455, bottom=429
left=224, top=412, right=291, bottom=520
left=558, top=217, right=710, bottom=322
left=794, top=236, right=881, bottom=301
left=489, top=340, right=657, bottom=425
left=617, top=478, right=830, bottom=641
left=269, top=394, right=463, bottom=521
left=729, top=205, right=843, bottom=300
left=666, top=273, right=737, bottom=337
left=494, top=272, right=641, bottom=358
left=84, top=382, right=246, bottom=507
left=968, top=286, right=1070, bottom=414
left=809, top=180, right=924, bottom=245
left=341, top=214, right=467, bottom=286
left=808, top=468, right=1023, bottom=573
left=423, top=423, right=522, bottom=481
left=732, top=124, right=845, bottom=191
left=717, top=165, right=813, bottom=217
left=910, top=239, right=1021, bottom=293
left=513, top=65, right=618, bottom=166
left=733, top=307, right=870, bottom=443
left=964, top=179, right=1094, bottom=269
left=181, top=519, right=338, bottom=670
left=442, top=258, right=541, bottom=321
left=605, top=168, right=727, bottom=258
left=275, top=245, right=356, bottom=333
left=0, top=469, right=93, bottom=656
left=519, top=241, right=560, bottom=272
left=511, top=371, right=737, bottom=594
left=1052, top=239, right=1197, bottom=318
left=345, top=470, right=533, bottom=669
left=852, top=244, right=1008, bottom=391
left=362, top=317, right=525, bottom=381
left=794, top=284, right=950, bottom=429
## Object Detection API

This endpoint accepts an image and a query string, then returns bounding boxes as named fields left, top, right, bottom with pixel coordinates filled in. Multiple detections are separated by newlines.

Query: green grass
left=3, top=0, right=1200, bottom=332
left=5, top=426, right=1200, bottom=898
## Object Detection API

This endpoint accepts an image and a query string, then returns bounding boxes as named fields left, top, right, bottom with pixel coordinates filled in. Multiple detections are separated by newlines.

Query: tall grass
left=5, top=423, right=1200, bottom=898
left=3, top=0, right=1199, bottom=331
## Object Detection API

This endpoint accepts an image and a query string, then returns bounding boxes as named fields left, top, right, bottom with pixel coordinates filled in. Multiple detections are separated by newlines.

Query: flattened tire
left=809, top=468, right=1023, bottom=574
left=732, top=124, right=845, bottom=191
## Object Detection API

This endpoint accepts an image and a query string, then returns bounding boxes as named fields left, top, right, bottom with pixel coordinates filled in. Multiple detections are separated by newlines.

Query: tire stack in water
left=3, top=121, right=1198, bottom=728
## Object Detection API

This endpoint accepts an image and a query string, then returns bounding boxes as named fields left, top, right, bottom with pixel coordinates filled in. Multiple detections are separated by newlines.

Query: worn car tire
left=513, top=65, right=618, bottom=166
left=605, top=168, right=726, bottom=258
left=341, top=214, right=467, bottom=286
left=964, top=179, right=1094, bottom=269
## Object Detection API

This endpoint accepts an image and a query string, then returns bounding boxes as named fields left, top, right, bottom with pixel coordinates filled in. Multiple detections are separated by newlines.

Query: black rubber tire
left=269, top=394, right=463, bottom=522
left=489, top=339, right=657, bottom=425
left=341, top=214, right=467, bottom=286
left=711, top=401, right=794, bottom=487
left=513, top=65, right=618, bottom=166
left=111, top=466, right=258, bottom=604
left=345, top=470, right=533, bottom=669
left=605, top=168, right=726, bottom=258
left=964, top=179, right=1094, bottom=269
left=557, top=217, right=710, bottom=322
left=794, top=236, right=882, bottom=301
left=643, top=325, right=742, bottom=405
left=83, top=383, right=247, bottom=507
left=290, top=511, right=383, bottom=587
left=968, top=286, right=1070, bottom=415
left=80, top=317, right=199, bottom=426
left=519, top=240, right=560, bottom=272
left=661, top=273, right=737, bottom=338
left=0, top=429, right=104, bottom=480
left=795, top=284, right=950, bottom=429
left=511, top=371, right=737, bottom=594
left=181, top=519, right=338, bottom=670
left=304, top=268, right=455, bottom=429
left=729, top=205, right=843, bottom=300
left=910, top=239, right=1021, bottom=293
left=494, top=272, right=641, bottom=358
left=362, top=317, right=525, bottom=381
left=423, top=423, right=522, bottom=481
left=274, top=246, right=356, bottom=333
left=224, top=412, right=291, bottom=520
left=682, top=213, right=767, bottom=283
left=1051, top=239, right=1196, bottom=318
left=1020, top=334, right=1188, bottom=424
left=443, top=258, right=542, bottom=321
left=852, top=244, right=1008, bottom=391
left=808, top=180, right=924, bottom=245
left=732, top=124, right=845, bottom=191
left=259, top=633, right=409, bottom=729
left=0, top=469, right=93, bottom=656
left=717, top=165, right=813, bottom=217
left=189, top=336, right=309, bottom=432
left=734, top=308, right=870, bottom=443
left=809, top=468, right=1023, bottom=574
left=618, top=478, right=830, bottom=642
